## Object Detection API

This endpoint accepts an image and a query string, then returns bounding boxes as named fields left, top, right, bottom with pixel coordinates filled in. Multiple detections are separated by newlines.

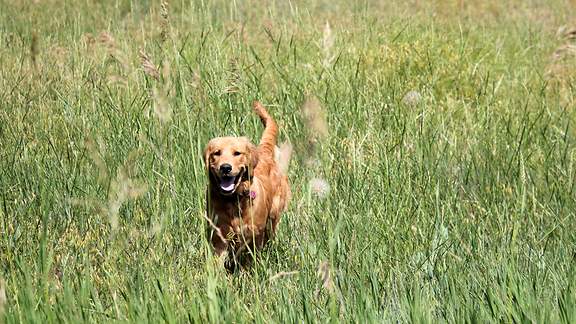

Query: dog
left=204, top=101, right=290, bottom=271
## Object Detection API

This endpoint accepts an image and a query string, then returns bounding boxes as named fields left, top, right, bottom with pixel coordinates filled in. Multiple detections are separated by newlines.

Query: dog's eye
left=233, top=151, right=241, bottom=156
left=213, top=150, right=221, bottom=156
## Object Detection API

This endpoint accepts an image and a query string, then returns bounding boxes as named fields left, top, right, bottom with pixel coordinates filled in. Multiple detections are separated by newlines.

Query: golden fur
left=204, top=101, right=290, bottom=271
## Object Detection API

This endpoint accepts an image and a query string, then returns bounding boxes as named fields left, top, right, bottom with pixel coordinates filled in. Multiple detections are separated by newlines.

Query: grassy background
left=1, top=0, right=576, bottom=322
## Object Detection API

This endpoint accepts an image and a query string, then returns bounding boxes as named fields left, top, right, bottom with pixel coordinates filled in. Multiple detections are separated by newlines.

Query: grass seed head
left=98, top=31, right=129, bottom=70
left=160, top=0, right=170, bottom=42
left=277, top=142, right=293, bottom=174
left=140, top=49, right=160, bottom=80
left=152, top=87, right=173, bottom=123
left=224, top=58, right=241, bottom=94
left=322, top=21, right=335, bottom=68
left=402, top=90, right=422, bottom=106
left=309, top=177, right=330, bottom=198
left=98, top=31, right=116, bottom=50
left=161, top=60, right=171, bottom=83
left=82, top=33, right=96, bottom=48
left=301, top=96, right=329, bottom=140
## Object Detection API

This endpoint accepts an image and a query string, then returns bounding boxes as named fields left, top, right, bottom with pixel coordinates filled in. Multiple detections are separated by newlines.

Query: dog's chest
left=210, top=197, right=251, bottom=221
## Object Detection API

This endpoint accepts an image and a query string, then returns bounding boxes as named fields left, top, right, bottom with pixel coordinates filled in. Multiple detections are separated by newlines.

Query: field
left=1, top=0, right=576, bottom=322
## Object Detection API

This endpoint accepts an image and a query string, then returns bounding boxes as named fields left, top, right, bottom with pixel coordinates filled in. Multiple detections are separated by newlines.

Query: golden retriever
left=204, top=101, right=290, bottom=271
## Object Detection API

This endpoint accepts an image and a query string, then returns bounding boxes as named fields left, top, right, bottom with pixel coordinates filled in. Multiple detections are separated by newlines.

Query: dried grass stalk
left=301, top=96, right=329, bottom=140
left=160, top=0, right=170, bottom=42
left=140, top=49, right=160, bottom=80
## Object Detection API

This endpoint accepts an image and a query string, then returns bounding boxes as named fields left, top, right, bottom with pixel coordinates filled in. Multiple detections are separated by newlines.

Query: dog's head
left=204, top=136, right=258, bottom=195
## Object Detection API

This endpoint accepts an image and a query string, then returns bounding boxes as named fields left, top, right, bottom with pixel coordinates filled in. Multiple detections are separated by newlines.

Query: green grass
left=1, top=0, right=576, bottom=322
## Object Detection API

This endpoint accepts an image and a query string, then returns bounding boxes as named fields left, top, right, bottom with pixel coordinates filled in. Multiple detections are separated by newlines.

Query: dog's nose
left=220, top=164, right=232, bottom=174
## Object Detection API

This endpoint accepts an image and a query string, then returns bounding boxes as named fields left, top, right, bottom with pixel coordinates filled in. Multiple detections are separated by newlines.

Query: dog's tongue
left=220, top=177, right=235, bottom=191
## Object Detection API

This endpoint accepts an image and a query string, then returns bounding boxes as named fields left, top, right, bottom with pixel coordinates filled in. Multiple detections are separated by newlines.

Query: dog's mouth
left=216, top=169, right=244, bottom=194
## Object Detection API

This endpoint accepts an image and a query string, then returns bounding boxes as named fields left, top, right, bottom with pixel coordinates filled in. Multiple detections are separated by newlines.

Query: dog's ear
left=203, top=142, right=212, bottom=172
left=247, top=142, right=258, bottom=173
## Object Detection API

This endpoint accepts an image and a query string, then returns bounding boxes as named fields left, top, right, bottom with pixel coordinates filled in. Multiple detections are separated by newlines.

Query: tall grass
left=1, top=0, right=575, bottom=322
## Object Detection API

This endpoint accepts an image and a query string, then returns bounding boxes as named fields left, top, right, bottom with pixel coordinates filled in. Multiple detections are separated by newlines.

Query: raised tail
left=253, top=101, right=278, bottom=159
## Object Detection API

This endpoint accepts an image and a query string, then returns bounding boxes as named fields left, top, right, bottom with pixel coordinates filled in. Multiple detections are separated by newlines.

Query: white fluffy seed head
left=402, top=90, right=422, bottom=106
left=309, top=177, right=330, bottom=198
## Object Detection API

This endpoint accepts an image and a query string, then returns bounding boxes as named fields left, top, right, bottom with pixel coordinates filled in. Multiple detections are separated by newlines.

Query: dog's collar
left=240, top=186, right=256, bottom=200
left=229, top=181, right=256, bottom=200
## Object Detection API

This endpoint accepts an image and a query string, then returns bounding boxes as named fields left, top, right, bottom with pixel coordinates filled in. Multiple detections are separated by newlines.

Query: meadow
left=1, top=0, right=575, bottom=322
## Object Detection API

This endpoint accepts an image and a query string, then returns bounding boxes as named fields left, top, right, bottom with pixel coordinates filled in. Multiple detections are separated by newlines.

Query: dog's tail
left=253, top=101, right=277, bottom=159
